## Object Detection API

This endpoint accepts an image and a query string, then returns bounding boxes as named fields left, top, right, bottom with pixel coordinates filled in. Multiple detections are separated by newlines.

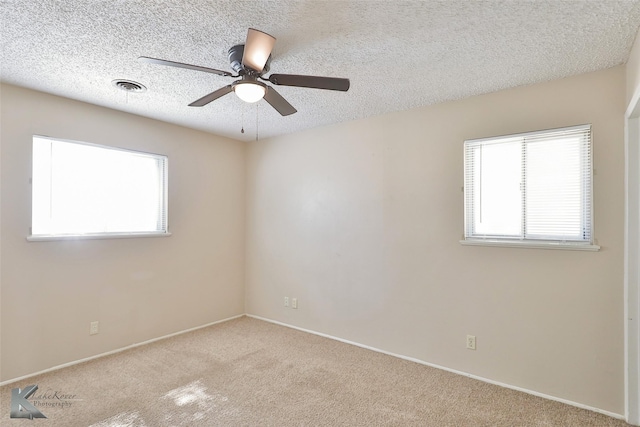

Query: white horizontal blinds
left=32, top=136, right=168, bottom=236
left=523, top=125, right=591, bottom=242
left=463, top=145, right=473, bottom=237
left=463, top=124, right=592, bottom=243
left=156, top=156, right=168, bottom=232
left=464, top=137, right=522, bottom=238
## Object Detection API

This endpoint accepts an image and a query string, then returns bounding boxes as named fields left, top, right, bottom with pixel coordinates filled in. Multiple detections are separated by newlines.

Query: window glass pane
left=32, top=136, right=167, bottom=236
left=472, top=141, right=521, bottom=236
left=525, top=136, right=584, bottom=240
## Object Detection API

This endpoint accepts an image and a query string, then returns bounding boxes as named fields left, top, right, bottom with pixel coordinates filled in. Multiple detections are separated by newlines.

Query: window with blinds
left=463, top=124, right=595, bottom=249
left=31, top=136, right=168, bottom=239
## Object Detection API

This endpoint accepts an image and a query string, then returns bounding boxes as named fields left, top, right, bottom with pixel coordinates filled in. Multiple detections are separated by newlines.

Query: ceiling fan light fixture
left=234, top=81, right=266, bottom=103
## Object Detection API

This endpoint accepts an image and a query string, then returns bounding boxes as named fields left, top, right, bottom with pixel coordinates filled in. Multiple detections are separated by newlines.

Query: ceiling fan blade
left=139, top=56, right=233, bottom=77
left=241, top=28, right=276, bottom=73
left=188, top=85, right=234, bottom=107
left=263, top=86, right=297, bottom=116
left=268, top=74, right=350, bottom=92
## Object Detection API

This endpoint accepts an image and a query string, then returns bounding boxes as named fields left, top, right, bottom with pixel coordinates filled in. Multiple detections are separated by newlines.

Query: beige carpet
left=0, top=316, right=630, bottom=426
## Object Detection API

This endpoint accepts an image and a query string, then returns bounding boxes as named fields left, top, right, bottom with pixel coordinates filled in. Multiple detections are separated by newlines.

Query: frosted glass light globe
left=234, top=82, right=266, bottom=103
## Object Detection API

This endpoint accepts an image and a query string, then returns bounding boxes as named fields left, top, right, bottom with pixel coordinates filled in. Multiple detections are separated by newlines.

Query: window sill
left=27, top=232, right=171, bottom=242
left=459, top=239, right=600, bottom=251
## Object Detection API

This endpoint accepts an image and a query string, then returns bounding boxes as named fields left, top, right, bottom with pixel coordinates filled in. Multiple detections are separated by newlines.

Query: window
left=30, top=136, right=169, bottom=240
left=462, top=124, right=598, bottom=250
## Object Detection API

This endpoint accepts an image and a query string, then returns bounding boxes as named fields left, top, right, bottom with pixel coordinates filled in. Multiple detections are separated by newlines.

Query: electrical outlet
left=90, top=321, right=99, bottom=335
left=284, top=297, right=289, bottom=307
left=291, top=298, right=298, bottom=309
left=466, top=335, right=476, bottom=350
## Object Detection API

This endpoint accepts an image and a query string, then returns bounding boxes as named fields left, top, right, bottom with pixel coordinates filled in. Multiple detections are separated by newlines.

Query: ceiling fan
left=139, top=28, right=350, bottom=116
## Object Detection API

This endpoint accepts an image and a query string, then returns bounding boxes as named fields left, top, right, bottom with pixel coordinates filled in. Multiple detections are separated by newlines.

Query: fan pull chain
left=256, top=103, right=259, bottom=141
left=241, top=105, right=245, bottom=134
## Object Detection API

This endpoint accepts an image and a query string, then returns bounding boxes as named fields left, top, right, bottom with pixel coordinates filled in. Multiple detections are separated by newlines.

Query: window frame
left=461, top=124, right=599, bottom=251
left=28, top=135, right=171, bottom=241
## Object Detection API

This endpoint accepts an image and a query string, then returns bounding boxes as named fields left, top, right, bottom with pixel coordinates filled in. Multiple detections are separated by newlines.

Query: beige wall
left=0, top=84, right=246, bottom=382
left=245, top=67, right=626, bottom=414
left=628, top=28, right=640, bottom=107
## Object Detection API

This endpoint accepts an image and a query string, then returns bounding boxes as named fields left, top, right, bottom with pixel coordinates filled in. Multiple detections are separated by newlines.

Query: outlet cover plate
left=466, top=335, right=476, bottom=350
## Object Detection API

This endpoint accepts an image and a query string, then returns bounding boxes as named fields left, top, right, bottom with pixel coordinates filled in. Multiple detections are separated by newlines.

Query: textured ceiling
left=2, top=1, right=640, bottom=142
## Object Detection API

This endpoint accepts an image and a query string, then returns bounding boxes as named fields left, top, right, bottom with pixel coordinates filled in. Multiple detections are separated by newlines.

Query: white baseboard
left=0, top=314, right=244, bottom=387
left=247, top=314, right=625, bottom=421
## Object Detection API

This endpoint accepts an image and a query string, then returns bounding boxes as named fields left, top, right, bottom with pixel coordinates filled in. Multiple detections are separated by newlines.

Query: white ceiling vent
left=112, top=79, right=146, bottom=93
